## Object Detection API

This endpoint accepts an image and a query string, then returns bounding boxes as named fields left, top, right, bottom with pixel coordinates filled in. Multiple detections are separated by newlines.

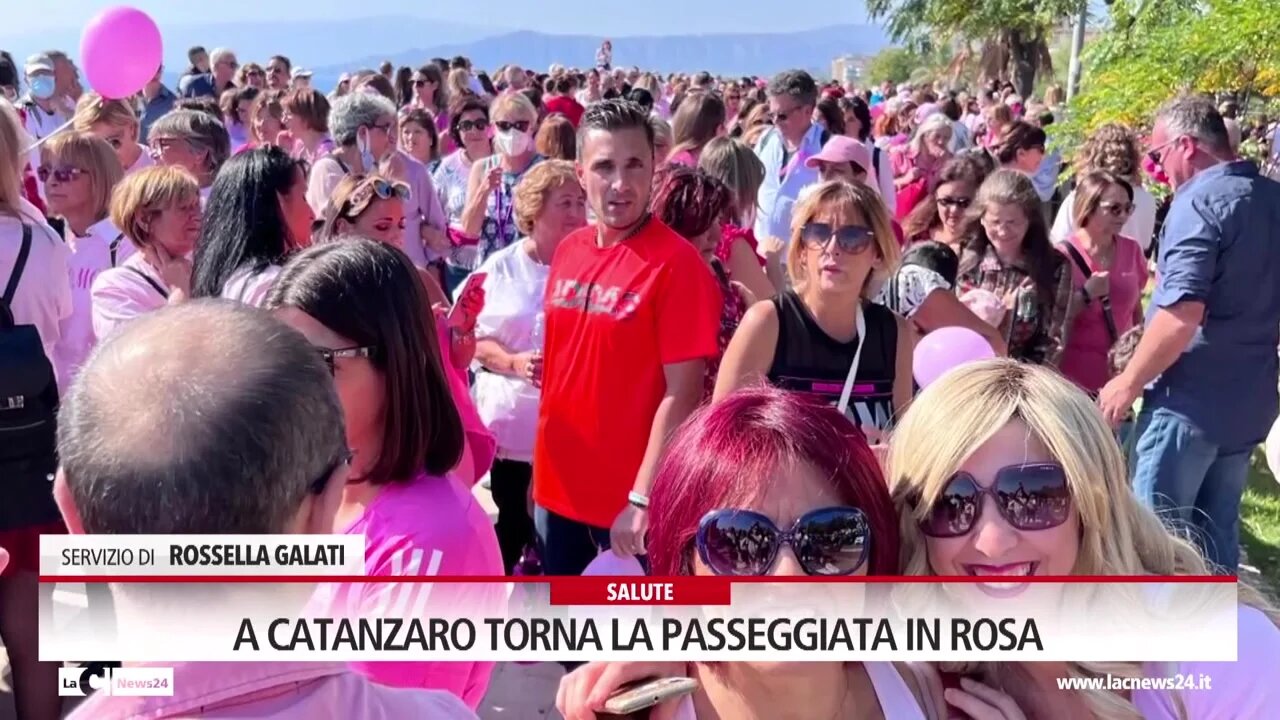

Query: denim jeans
left=1130, top=407, right=1252, bottom=573
left=533, top=505, right=612, bottom=576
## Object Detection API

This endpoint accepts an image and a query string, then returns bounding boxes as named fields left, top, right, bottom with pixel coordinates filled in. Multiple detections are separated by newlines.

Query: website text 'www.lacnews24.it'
left=1055, top=673, right=1213, bottom=692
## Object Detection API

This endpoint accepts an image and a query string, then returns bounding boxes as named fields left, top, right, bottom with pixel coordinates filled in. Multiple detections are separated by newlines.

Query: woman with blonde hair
left=667, top=90, right=726, bottom=167
left=958, top=169, right=1075, bottom=367
left=1050, top=123, right=1157, bottom=254
left=535, top=113, right=576, bottom=161
left=458, top=92, right=542, bottom=284
left=447, top=67, right=475, bottom=101
left=91, top=166, right=202, bottom=337
left=715, top=180, right=912, bottom=437
left=72, top=92, right=153, bottom=174
left=888, top=359, right=1280, bottom=719
left=0, top=97, right=70, bottom=720
left=472, top=160, right=585, bottom=571
left=649, top=115, right=673, bottom=164
left=697, top=136, right=777, bottom=298
left=740, top=102, right=774, bottom=147
left=40, top=132, right=127, bottom=386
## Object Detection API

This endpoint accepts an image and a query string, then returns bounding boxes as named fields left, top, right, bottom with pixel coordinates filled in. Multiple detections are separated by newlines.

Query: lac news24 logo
left=59, top=665, right=173, bottom=697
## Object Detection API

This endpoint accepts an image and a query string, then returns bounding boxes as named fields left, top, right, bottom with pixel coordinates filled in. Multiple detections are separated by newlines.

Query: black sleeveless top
left=767, top=290, right=898, bottom=431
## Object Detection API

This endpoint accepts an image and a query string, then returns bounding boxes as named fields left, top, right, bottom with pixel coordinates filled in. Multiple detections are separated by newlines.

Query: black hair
left=448, top=95, right=491, bottom=149
left=577, top=99, right=655, bottom=157
left=627, top=87, right=654, bottom=112
left=191, top=146, right=307, bottom=298
left=766, top=69, right=818, bottom=108
left=815, top=96, right=845, bottom=135
left=900, top=240, right=959, bottom=286
left=476, top=71, right=497, bottom=96
left=267, top=239, right=464, bottom=481
left=838, top=96, right=872, bottom=142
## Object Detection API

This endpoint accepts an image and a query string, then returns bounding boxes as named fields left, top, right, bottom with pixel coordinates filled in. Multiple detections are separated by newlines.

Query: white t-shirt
left=0, top=206, right=73, bottom=372
left=1051, top=184, right=1158, bottom=254
left=221, top=264, right=283, bottom=308
left=471, top=240, right=549, bottom=462
left=54, top=218, right=135, bottom=389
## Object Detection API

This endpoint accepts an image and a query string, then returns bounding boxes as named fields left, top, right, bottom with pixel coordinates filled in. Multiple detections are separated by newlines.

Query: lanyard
left=835, top=303, right=868, bottom=419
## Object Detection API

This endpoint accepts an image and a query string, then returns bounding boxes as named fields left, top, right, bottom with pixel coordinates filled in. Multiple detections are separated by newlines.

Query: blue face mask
left=29, top=75, right=55, bottom=100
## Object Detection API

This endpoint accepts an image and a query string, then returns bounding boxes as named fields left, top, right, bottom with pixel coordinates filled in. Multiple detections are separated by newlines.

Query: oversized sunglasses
left=458, top=118, right=489, bottom=133
left=1097, top=201, right=1135, bottom=218
left=937, top=196, right=972, bottom=209
left=494, top=119, right=531, bottom=133
left=800, top=222, right=875, bottom=254
left=919, top=463, right=1072, bottom=538
left=317, top=345, right=376, bottom=375
left=696, top=506, right=871, bottom=576
left=37, top=165, right=88, bottom=183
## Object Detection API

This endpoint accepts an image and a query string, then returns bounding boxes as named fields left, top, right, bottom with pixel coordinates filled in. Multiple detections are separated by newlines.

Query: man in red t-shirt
left=543, top=76, right=585, bottom=128
left=533, top=99, right=719, bottom=575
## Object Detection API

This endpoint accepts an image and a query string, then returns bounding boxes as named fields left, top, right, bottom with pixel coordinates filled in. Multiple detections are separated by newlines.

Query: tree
left=1057, top=0, right=1280, bottom=150
left=865, top=0, right=1080, bottom=97
left=866, top=47, right=922, bottom=85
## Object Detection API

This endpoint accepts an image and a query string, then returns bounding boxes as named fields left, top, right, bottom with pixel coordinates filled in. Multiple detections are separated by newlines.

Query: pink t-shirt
left=54, top=219, right=136, bottom=389
left=1133, top=605, right=1280, bottom=718
left=67, top=662, right=478, bottom=719
left=667, top=149, right=698, bottom=167
left=90, top=252, right=169, bottom=340
left=221, top=264, right=283, bottom=308
left=1057, top=235, right=1148, bottom=394
left=327, top=472, right=504, bottom=709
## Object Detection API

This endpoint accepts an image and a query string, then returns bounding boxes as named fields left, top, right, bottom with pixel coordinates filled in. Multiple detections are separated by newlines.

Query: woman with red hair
left=559, top=387, right=936, bottom=718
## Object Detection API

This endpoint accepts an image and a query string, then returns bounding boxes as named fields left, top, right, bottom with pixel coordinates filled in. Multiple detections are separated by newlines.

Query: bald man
left=58, top=300, right=477, bottom=719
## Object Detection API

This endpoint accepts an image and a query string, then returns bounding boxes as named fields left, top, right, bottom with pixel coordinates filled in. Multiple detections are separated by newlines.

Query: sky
left=7, top=0, right=872, bottom=36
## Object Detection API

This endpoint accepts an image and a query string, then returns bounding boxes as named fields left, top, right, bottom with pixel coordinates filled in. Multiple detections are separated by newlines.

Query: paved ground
left=0, top=482, right=564, bottom=719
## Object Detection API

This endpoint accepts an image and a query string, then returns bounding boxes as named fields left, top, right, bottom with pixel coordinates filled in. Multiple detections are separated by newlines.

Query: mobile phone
left=599, top=677, right=698, bottom=716
left=448, top=272, right=487, bottom=326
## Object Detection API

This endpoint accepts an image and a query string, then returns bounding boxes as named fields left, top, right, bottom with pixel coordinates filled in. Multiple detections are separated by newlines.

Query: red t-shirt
left=534, top=219, right=721, bottom=528
left=544, top=96, right=585, bottom=128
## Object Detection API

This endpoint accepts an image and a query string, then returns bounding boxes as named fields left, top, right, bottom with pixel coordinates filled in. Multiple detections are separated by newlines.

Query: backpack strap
left=109, top=232, right=125, bottom=267
left=1061, top=241, right=1118, bottom=342
left=1, top=224, right=33, bottom=328
left=126, top=266, right=169, bottom=299
left=1062, top=241, right=1092, bottom=278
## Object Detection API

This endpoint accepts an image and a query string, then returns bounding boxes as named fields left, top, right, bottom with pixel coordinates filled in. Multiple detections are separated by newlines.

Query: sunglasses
left=37, top=165, right=87, bottom=183
left=800, top=222, right=875, bottom=254
left=937, top=196, right=972, bottom=209
left=413, top=78, right=432, bottom=87
left=317, top=345, right=376, bottom=375
left=1097, top=201, right=1135, bottom=218
left=458, top=118, right=489, bottom=133
left=309, top=448, right=354, bottom=495
left=696, top=507, right=871, bottom=576
left=1146, top=137, right=1182, bottom=167
left=919, top=463, right=1072, bottom=538
left=494, top=120, right=531, bottom=133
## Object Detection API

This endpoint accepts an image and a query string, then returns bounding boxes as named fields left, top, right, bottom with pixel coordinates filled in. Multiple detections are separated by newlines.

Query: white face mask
left=495, top=128, right=531, bottom=157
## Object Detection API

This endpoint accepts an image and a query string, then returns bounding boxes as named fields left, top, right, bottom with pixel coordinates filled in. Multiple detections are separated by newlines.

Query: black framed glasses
left=309, top=448, right=354, bottom=495
left=800, top=222, right=875, bottom=254
left=1146, top=137, right=1182, bottom=167
left=317, top=345, right=376, bottom=374
left=696, top=506, right=872, bottom=576
left=937, top=196, right=972, bottom=210
left=458, top=118, right=489, bottom=133
left=1097, top=201, right=1135, bottom=218
left=494, top=119, right=531, bottom=133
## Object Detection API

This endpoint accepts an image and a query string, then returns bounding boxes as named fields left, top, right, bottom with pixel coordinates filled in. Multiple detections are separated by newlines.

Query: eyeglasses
left=937, top=196, right=972, bottom=209
left=317, top=345, right=376, bottom=375
left=1097, top=201, right=1135, bottom=218
left=800, top=222, right=875, bottom=254
left=148, top=137, right=189, bottom=157
left=370, top=122, right=394, bottom=133
left=220, top=60, right=240, bottom=69
left=494, top=120, right=532, bottom=133
left=696, top=507, right=871, bottom=576
left=309, top=448, right=354, bottom=495
left=1146, top=136, right=1182, bottom=167
left=36, top=165, right=87, bottom=183
left=458, top=118, right=489, bottom=133
left=918, top=463, right=1072, bottom=538
left=413, top=78, right=431, bottom=87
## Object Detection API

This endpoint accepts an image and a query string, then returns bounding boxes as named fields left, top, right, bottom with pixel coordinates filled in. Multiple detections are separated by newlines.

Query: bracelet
left=627, top=491, right=649, bottom=509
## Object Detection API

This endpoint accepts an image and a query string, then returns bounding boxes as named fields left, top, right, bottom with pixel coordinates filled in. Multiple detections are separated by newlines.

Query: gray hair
left=766, top=69, right=818, bottom=108
left=148, top=109, right=231, bottom=178
left=329, top=92, right=397, bottom=147
left=1156, top=94, right=1231, bottom=154
left=57, top=300, right=347, bottom=535
left=210, top=47, right=236, bottom=66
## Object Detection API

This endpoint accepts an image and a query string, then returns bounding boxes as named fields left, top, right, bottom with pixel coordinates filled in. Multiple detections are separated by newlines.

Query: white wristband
left=627, top=491, right=649, bottom=509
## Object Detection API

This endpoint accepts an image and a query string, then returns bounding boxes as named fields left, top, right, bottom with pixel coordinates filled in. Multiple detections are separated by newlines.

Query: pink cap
left=915, top=102, right=940, bottom=125
left=805, top=136, right=879, bottom=189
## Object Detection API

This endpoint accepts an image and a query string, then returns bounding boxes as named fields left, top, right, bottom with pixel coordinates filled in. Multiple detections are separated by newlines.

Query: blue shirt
left=138, top=85, right=176, bottom=142
left=753, top=123, right=825, bottom=246
left=179, top=73, right=216, bottom=99
left=1147, top=160, right=1280, bottom=449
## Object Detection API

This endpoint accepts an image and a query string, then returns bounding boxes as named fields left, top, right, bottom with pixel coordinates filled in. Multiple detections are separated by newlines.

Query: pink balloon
left=913, top=326, right=997, bottom=389
left=80, top=6, right=162, bottom=99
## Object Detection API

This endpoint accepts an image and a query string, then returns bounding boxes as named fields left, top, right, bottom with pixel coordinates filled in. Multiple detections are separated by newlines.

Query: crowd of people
left=2, top=38, right=1280, bottom=719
